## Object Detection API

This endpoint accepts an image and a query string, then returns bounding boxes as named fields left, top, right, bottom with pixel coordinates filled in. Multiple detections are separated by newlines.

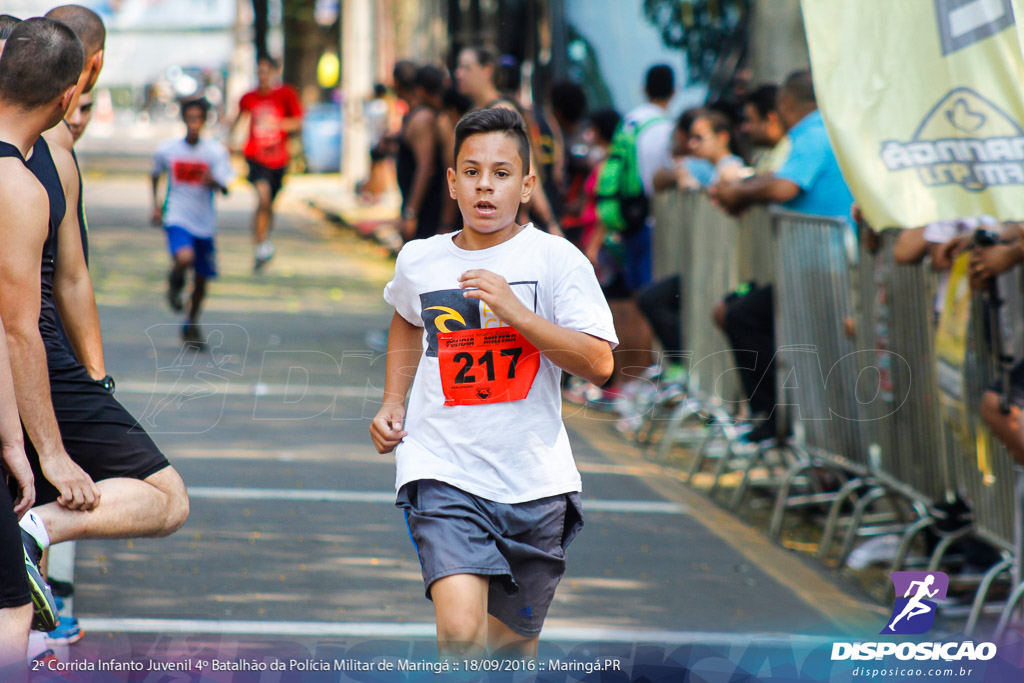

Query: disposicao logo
left=880, top=88, right=1024, bottom=192
left=883, top=571, right=948, bottom=635
left=831, top=571, right=997, bottom=662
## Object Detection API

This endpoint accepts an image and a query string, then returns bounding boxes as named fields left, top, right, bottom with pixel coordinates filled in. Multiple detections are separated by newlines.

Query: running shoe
left=44, top=615, right=83, bottom=646
left=22, top=530, right=57, bottom=632
left=254, top=241, right=276, bottom=271
left=182, top=323, right=206, bottom=350
left=167, top=268, right=185, bottom=312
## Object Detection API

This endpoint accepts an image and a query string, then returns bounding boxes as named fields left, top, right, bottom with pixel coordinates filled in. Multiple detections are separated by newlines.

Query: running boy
left=151, top=98, right=234, bottom=347
left=370, top=108, right=616, bottom=658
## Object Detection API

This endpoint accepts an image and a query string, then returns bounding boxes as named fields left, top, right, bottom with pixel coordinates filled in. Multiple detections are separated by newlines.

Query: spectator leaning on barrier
left=687, top=108, right=749, bottom=185
left=652, top=108, right=714, bottom=192
left=635, top=107, right=750, bottom=402
left=709, top=70, right=855, bottom=443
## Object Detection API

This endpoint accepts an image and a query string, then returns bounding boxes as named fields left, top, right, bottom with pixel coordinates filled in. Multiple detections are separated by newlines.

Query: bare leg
left=430, top=574, right=489, bottom=659
left=0, top=603, right=31, bottom=668
left=173, top=247, right=194, bottom=281
left=253, top=181, right=273, bottom=246
left=487, top=615, right=539, bottom=659
left=33, top=467, right=189, bottom=545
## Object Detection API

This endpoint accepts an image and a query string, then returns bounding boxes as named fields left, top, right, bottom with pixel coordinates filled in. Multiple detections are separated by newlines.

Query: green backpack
left=595, top=116, right=666, bottom=234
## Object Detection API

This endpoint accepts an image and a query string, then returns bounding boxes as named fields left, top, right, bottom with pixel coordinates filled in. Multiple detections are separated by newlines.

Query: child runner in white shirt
left=370, top=108, right=617, bottom=659
left=151, top=98, right=234, bottom=347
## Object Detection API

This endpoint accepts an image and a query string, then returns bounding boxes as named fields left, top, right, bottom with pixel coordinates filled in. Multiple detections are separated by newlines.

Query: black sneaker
left=167, top=268, right=185, bottom=312
left=23, top=530, right=57, bottom=632
left=181, top=323, right=206, bottom=350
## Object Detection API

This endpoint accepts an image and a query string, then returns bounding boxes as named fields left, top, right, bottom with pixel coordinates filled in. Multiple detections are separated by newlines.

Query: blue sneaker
left=45, top=615, right=83, bottom=646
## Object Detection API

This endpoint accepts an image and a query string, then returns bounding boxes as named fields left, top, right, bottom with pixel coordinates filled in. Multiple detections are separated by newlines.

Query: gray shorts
left=396, top=479, right=583, bottom=637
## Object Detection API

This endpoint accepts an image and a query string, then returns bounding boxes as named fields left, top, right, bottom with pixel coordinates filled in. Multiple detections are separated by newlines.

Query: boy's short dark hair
left=644, top=64, right=674, bottom=100
left=257, top=54, right=279, bottom=69
left=0, top=18, right=84, bottom=109
left=180, top=97, right=210, bottom=121
left=0, top=14, right=21, bottom=41
left=743, top=84, right=779, bottom=119
left=453, top=108, right=530, bottom=174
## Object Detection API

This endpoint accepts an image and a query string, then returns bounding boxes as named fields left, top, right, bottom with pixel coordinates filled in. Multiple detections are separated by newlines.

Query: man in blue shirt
left=708, top=70, right=854, bottom=443
left=711, top=71, right=852, bottom=218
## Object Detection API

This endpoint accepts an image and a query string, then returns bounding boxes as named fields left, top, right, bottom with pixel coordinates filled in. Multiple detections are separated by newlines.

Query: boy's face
left=184, top=107, right=206, bottom=138
left=448, top=131, right=535, bottom=235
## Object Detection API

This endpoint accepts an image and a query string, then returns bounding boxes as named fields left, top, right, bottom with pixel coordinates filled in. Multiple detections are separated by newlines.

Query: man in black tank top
left=397, top=65, right=446, bottom=242
left=0, top=19, right=190, bottom=644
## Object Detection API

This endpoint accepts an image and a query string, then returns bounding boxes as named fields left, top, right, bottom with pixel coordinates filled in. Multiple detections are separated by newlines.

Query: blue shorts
left=165, top=225, right=217, bottom=278
left=396, top=479, right=583, bottom=637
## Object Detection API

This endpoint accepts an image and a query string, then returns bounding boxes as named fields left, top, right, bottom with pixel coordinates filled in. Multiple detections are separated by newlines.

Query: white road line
left=76, top=618, right=838, bottom=646
left=186, top=487, right=689, bottom=515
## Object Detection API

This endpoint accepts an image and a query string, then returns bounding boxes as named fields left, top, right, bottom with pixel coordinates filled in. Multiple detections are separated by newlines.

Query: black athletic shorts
left=246, top=160, right=287, bottom=201
left=0, top=480, right=30, bottom=609
left=27, top=365, right=170, bottom=506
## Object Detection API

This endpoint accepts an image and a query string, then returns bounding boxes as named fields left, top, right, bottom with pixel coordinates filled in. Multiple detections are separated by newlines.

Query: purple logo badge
left=882, top=571, right=949, bottom=635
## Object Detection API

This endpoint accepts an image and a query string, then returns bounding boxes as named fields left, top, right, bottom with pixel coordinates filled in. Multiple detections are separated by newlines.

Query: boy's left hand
left=459, top=270, right=529, bottom=325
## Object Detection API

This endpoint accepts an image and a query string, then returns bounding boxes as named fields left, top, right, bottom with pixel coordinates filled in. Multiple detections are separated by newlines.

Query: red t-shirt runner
left=239, top=85, right=303, bottom=170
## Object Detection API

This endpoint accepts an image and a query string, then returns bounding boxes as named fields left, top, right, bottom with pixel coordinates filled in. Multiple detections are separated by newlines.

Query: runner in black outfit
left=0, top=21, right=189, bottom=639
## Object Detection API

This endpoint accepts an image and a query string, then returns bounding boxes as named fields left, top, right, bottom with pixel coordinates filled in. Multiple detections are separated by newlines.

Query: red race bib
left=437, top=328, right=541, bottom=406
left=172, top=160, right=209, bottom=184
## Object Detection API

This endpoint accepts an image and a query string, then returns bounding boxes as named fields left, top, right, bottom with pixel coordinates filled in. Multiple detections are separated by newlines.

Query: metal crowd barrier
left=643, top=187, right=1024, bottom=636
left=646, top=192, right=745, bottom=462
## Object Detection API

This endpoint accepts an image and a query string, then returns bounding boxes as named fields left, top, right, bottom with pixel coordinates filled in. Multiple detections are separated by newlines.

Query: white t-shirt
left=623, top=102, right=674, bottom=198
left=153, top=138, right=234, bottom=238
left=383, top=225, right=618, bottom=504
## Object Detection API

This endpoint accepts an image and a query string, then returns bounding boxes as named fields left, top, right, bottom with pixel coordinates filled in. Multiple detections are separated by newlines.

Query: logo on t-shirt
left=420, top=282, right=538, bottom=357
left=420, top=289, right=480, bottom=357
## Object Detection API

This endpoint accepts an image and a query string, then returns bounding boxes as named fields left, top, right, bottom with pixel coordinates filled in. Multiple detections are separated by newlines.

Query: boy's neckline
left=452, top=222, right=529, bottom=252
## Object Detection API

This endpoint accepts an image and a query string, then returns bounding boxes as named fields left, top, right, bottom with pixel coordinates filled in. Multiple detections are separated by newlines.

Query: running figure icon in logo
left=882, top=571, right=949, bottom=635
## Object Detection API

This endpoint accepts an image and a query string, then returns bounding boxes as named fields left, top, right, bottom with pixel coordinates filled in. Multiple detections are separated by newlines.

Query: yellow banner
left=935, top=252, right=972, bottom=450
left=801, top=0, right=1024, bottom=229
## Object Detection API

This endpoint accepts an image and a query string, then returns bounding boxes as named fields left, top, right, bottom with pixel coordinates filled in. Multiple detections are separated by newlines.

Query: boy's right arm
left=369, top=311, right=423, bottom=454
left=151, top=150, right=165, bottom=225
